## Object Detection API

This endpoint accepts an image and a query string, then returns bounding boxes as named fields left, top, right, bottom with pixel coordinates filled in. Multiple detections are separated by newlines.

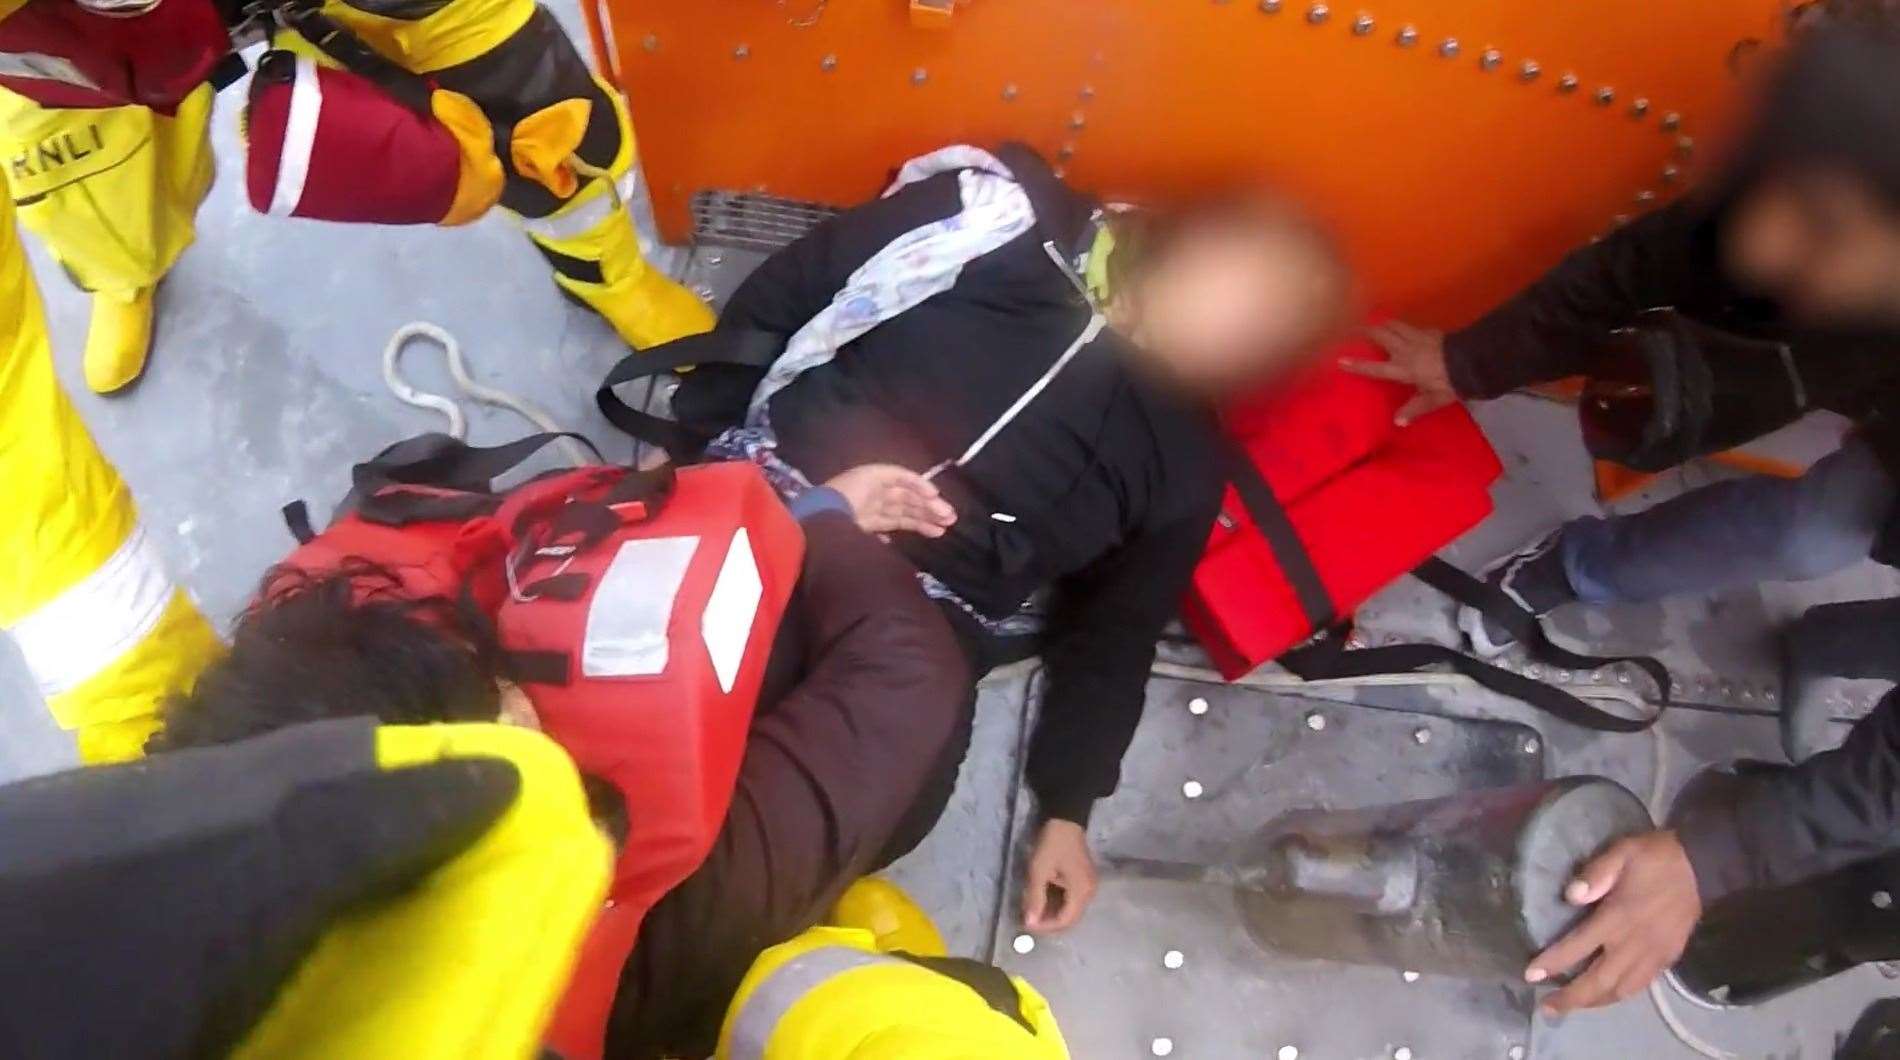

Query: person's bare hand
left=823, top=464, right=957, bottom=538
left=1022, top=819, right=1097, bottom=934
left=1340, top=320, right=1459, bottom=425
left=1525, top=829, right=1703, bottom=1015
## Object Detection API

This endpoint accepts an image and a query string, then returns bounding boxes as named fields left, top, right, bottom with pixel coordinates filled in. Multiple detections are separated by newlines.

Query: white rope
left=380, top=322, right=597, bottom=467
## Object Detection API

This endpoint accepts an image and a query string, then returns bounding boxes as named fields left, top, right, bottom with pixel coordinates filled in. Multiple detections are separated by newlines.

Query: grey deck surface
left=3, top=18, right=1894, bottom=1053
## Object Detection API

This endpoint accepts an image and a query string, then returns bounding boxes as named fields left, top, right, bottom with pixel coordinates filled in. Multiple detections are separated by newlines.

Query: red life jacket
left=0, top=0, right=229, bottom=112
left=280, top=453, right=804, bottom=1059
left=1184, top=325, right=1504, bottom=677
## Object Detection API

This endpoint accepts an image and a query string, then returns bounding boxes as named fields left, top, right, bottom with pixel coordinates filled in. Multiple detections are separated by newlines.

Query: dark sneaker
left=1457, top=530, right=1577, bottom=658
left=1778, top=598, right=1900, bottom=761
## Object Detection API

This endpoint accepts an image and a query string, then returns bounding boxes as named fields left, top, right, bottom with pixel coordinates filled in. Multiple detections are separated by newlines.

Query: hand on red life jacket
left=0, top=719, right=520, bottom=1059
left=1342, top=321, right=1460, bottom=425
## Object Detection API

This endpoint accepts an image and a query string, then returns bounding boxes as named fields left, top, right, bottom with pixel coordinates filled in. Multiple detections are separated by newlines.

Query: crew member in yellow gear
left=0, top=187, right=222, bottom=761
left=0, top=0, right=710, bottom=395
left=718, top=878, right=1072, bottom=1059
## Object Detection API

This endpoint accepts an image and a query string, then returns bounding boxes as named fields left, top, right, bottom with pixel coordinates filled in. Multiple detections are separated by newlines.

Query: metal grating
left=690, top=189, right=842, bottom=253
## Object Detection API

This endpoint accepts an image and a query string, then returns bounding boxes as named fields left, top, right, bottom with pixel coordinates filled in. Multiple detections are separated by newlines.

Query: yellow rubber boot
left=529, top=182, right=714, bottom=349
left=83, top=287, right=156, bottom=394
left=827, top=877, right=949, bottom=958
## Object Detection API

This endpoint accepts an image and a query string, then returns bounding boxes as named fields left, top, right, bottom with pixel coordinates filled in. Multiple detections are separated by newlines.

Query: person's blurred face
left=1725, top=168, right=1900, bottom=326
left=1116, top=217, right=1349, bottom=394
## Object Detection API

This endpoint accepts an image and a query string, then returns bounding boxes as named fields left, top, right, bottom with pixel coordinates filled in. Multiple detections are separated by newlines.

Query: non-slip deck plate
left=992, top=675, right=1545, bottom=1059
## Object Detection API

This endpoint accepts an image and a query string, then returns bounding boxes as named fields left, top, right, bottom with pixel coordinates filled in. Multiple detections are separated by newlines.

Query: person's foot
left=83, top=287, right=156, bottom=395
left=827, top=877, right=947, bottom=957
left=1458, top=530, right=1577, bottom=658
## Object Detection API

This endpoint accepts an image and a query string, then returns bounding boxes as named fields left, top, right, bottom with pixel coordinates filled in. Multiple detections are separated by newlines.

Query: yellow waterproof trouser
left=299, top=0, right=714, bottom=349
left=0, top=84, right=214, bottom=295
left=0, top=194, right=221, bottom=762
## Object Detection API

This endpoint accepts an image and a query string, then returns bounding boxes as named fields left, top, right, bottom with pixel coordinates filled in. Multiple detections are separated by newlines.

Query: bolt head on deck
left=1305, top=711, right=1328, bottom=731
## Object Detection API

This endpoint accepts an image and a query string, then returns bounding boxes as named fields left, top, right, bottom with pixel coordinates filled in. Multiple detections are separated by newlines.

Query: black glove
left=0, top=717, right=519, bottom=1060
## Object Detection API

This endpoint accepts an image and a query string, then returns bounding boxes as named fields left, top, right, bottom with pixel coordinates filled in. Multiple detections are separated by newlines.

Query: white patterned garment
left=743, top=145, right=1039, bottom=423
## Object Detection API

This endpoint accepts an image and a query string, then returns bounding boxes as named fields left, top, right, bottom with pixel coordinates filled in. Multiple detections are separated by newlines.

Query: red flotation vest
left=279, top=439, right=804, bottom=1059
left=0, top=0, right=230, bottom=112
left=1184, top=325, right=1504, bottom=678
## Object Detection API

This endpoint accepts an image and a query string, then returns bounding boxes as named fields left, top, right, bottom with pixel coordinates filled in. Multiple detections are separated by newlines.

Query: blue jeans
left=1562, top=439, right=1899, bottom=605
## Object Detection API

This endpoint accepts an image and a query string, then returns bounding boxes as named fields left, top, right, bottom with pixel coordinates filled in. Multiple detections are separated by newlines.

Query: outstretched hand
left=1022, top=819, right=1098, bottom=934
left=824, top=464, right=958, bottom=538
left=1525, top=829, right=1704, bottom=1015
left=1340, top=320, right=1459, bottom=426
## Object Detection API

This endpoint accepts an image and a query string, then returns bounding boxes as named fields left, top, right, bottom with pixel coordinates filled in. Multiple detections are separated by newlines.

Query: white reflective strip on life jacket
left=928, top=312, right=1108, bottom=480
left=519, top=170, right=638, bottom=242
left=725, top=946, right=895, bottom=1060
left=8, top=525, right=174, bottom=699
left=0, top=52, right=101, bottom=91
left=582, top=535, right=699, bottom=678
left=701, top=527, right=762, bottom=694
left=268, top=58, right=323, bottom=217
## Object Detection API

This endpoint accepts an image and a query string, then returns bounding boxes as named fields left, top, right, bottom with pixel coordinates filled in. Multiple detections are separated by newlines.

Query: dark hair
left=1790, top=0, right=1900, bottom=34
left=1720, top=22, right=1900, bottom=213
left=147, top=560, right=504, bottom=753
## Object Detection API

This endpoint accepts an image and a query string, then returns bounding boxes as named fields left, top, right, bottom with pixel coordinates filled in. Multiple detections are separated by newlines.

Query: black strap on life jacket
left=268, top=2, right=435, bottom=115
left=1226, top=451, right=1335, bottom=634
left=1228, top=455, right=1672, bottom=733
left=595, top=328, right=787, bottom=460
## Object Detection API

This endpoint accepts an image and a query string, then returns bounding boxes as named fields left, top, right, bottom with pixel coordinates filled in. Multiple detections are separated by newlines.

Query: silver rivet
left=694, top=286, right=716, bottom=302
left=911, top=67, right=929, bottom=85
left=1057, top=143, right=1076, bottom=161
left=1519, top=60, right=1541, bottom=81
left=1765, top=687, right=1779, bottom=703
left=1395, top=24, right=1418, bottom=46
left=1612, top=213, right=1632, bottom=228
left=642, top=34, right=659, bottom=51
left=705, top=253, right=724, bottom=266
left=1558, top=72, right=1580, bottom=92
left=1438, top=37, right=1460, bottom=58
left=1480, top=48, right=1502, bottom=70
left=1595, top=86, right=1616, bottom=105
left=1279, top=1048, right=1301, bottom=1060
left=1618, top=670, right=1633, bottom=684
left=1217, top=512, right=1237, bottom=530
left=1152, top=1038, right=1176, bottom=1057
left=1630, top=97, right=1651, bottom=118
left=1188, top=696, right=1211, bottom=716
left=1260, top=0, right=1282, bottom=11
left=1662, top=164, right=1682, bottom=184
left=1556, top=669, right=1572, bottom=682
left=1661, top=111, right=1682, bottom=131
left=1163, top=949, right=1187, bottom=969
left=1526, top=664, right=1544, bottom=679
left=1402, top=969, right=1421, bottom=982
left=1182, top=780, right=1205, bottom=799
left=1070, top=111, right=1087, bottom=130
left=1306, top=3, right=1329, bottom=23
left=1079, top=85, right=1096, bottom=100
left=1678, top=135, right=1696, bottom=157
left=1412, top=727, right=1433, bottom=745
left=1352, top=12, right=1374, bottom=34
left=1509, top=1048, right=1528, bottom=1060
left=1394, top=1048, right=1414, bottom=1060
left=1875, top=891, right=1894, bottom=909
left=1523, top=736, right=1541, bottom=755
left=1012, top=933, right=1036, bottom=954
left=820, top=54, right=838, bottom=71
left=733, top=44, right=750, bottom=59
left=1306, top=711, right=1328, bottom=731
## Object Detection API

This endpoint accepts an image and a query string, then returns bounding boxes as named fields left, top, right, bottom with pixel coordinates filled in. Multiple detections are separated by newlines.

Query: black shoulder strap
left=596, top=328, right=785, bottom=459
left=893, top=953, right=1037, bottom=1035
left=351, top=432, right=600, bottom=497
left=1226, top=451, right=1335, bottom=634
left=1280, top=559, right=1671, bottom=734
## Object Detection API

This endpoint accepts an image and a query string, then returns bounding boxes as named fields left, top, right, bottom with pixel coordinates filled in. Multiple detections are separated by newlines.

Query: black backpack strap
left=1280, top=559, right=1671, bottom=734
left=596, top=328, right=786, bottom=459
left=1226, top=451, right=1335, bottom=634
left=281, top=500, right=317, bottom=545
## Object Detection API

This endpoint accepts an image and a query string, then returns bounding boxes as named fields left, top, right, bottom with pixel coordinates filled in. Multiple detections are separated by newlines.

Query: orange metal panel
left=602, top=0, right=1786, bottom=327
